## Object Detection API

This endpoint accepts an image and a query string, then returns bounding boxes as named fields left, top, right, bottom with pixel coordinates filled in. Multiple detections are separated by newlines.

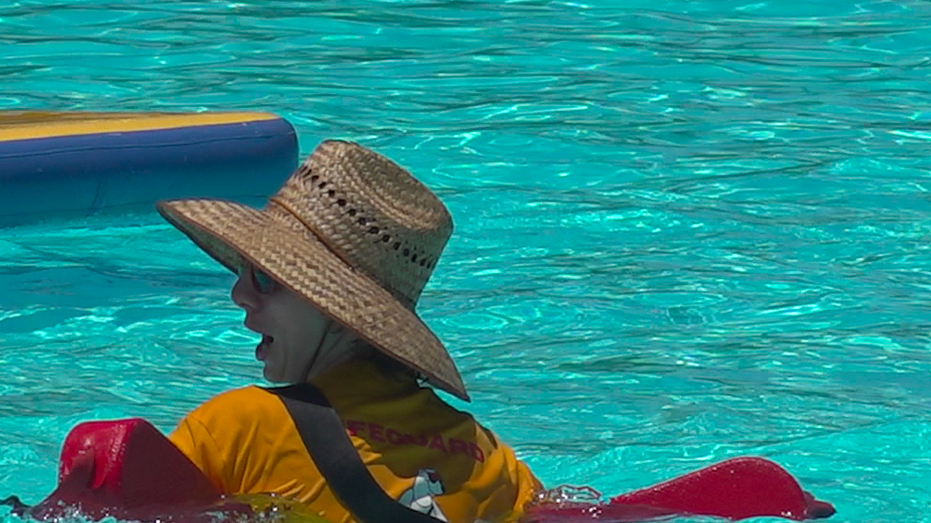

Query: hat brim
left=156, top=198, right=469, bottom=402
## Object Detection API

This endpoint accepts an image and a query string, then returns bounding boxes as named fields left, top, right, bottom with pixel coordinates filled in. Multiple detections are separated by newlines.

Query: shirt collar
left=310, top=357, right=420, bottom=408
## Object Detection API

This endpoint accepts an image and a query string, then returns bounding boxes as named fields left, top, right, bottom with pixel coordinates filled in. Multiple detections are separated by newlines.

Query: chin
left=264, top=369, right=297, bottom=385
left=263, top=367, right=282, bottom=383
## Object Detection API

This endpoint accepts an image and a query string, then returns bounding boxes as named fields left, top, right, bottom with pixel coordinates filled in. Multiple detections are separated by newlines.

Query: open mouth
left=256, top=334, right=274, bottom=361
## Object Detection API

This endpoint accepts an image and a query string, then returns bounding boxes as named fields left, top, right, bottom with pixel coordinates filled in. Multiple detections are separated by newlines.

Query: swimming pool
left=2, top=0, right=930, bottom=521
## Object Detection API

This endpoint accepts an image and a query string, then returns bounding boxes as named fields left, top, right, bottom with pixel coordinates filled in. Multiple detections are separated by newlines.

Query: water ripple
left=2, top=0, right=931, bottom=521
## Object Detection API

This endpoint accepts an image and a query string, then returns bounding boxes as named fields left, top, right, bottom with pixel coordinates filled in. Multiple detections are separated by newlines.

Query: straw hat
left=156, top=140, right=468, bottom=401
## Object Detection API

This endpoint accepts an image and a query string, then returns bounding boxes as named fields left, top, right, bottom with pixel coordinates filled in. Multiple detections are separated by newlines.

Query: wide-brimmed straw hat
left=156, top=140, right=468, bottom=401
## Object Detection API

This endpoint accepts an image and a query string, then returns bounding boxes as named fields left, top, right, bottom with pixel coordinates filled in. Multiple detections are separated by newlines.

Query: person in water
left=155, top=140, right=543, bottom=523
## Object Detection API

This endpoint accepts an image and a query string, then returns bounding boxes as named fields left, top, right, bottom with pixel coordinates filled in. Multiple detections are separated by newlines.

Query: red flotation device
left=524, top=457, right=836, bottom=522
left=21, top=419, right=834, bottom=522
left=26, top=419, right=250, bottom=523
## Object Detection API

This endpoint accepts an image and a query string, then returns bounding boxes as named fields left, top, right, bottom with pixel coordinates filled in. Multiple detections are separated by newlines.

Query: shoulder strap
left=268, top=384, right=445, bottom=523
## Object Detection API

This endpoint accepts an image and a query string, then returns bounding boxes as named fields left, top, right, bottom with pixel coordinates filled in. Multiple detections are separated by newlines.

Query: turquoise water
left=2, top=0, right=931, bottom=521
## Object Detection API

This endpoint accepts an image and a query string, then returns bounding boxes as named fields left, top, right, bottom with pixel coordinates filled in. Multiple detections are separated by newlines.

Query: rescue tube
left=6, top=419, right=835, bottom=523
left=0, top=111, right=299, bottom=228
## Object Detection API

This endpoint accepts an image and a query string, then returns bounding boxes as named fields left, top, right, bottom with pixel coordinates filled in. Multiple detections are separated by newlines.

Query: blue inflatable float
left=0, top=111, right=299, bottom=228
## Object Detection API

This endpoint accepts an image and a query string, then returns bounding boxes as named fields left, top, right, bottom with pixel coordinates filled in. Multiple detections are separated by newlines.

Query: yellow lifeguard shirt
left=168, top=360, right=542, bottom=523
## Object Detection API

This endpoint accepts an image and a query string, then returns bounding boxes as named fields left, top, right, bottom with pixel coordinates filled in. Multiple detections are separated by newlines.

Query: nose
left=231, top=272, right=258, bottom=311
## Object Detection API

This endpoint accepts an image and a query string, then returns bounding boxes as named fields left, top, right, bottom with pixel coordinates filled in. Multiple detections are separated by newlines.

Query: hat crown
left=268, top=140, right=452, bottom=308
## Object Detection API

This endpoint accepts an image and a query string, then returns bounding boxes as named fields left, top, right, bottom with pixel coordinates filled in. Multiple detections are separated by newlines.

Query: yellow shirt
left=168, top=360, right=542, bottom=523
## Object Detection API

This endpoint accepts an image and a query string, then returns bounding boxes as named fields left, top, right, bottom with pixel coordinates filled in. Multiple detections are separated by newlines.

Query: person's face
left=231, top=263, right=332, bottom=384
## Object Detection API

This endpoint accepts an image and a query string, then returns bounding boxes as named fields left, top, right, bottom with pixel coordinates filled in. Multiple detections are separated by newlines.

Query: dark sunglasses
left=240, top=263, right=277, bottom=294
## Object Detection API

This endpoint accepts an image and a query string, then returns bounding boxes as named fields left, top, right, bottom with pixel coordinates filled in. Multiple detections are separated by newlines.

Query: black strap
left=269, top=384, right=445, bottom=523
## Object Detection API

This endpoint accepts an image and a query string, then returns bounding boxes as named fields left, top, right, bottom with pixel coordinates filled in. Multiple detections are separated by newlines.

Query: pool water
left=2, top=0, right=931, bottom=521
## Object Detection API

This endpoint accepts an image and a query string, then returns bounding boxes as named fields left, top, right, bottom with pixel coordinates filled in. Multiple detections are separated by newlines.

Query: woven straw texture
left=156, top=140, right=468, bottom=401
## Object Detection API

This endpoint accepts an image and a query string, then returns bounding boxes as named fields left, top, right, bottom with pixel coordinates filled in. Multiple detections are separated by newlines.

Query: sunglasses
left=240, top=263, right=277, bottom=294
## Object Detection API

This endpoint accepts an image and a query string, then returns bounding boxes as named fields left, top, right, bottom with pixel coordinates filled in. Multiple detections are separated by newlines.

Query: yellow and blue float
left=0, top=111, right=298, bottom=228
